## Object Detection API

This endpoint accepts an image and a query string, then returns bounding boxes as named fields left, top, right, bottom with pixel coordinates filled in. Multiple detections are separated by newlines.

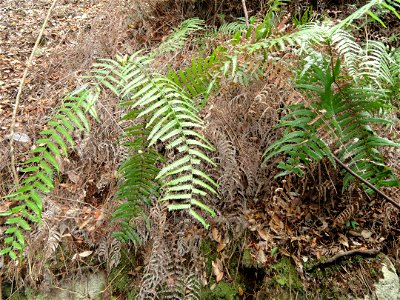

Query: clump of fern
left=265, top=57, right=399, bottom=191
left=1, top=87, right=98, bottom=260
left=104, top=17, right=275, bottom=235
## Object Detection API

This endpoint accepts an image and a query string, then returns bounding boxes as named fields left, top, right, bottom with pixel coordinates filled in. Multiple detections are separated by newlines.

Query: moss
left=201, top=281, right=240, bottom=300
left=270, top=257, right=303, bottom=291
left=200, top=239, right=218, bottom=275
left=241, top=248, right=254, bottom=268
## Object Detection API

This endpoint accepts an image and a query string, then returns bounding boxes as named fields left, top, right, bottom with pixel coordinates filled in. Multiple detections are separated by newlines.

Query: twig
left=241, top=0, right=250, bottom=27
left=307, top=248, right=380, bottom=272
left=9, top=0, right=58, bottom=186
left=333, top=154, right=400, bottom=210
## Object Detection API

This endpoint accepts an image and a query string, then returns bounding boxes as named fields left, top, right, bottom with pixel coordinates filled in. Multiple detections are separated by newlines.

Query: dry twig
left=307, top=248, right=380, bottom=271
left=9, top=0, right=58, bottom=186
left=333, top=154, right=400, bottom=211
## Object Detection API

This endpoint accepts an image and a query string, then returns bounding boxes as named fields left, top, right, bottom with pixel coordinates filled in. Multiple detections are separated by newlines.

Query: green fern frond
left=359, top=41, right=393, bottom=87
left=149, top=18, right=205, bottom=58
left=112, top=110, right=163, bottom=243
left=1, top=87, right=98, bottom=260
left=167, top=54, right=219, bottom=103
left=91, top=51, right=152, bottom=97
left=93, top=46, right=218, bottom=227
left=216, top=20, right=247, bottom=36
left=124, top=71, right=217, bottom=228
left=264, top=58, right=399, bottom=192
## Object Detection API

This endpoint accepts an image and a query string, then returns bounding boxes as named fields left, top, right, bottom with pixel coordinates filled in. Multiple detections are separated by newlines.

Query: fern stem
left=9, top=0, right=58, bottom=186
left=333, top=154, right=400, bottom=210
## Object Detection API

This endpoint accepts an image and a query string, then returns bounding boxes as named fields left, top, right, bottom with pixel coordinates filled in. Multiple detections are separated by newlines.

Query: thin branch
left=9, top=0, right=58, bottom=186
left=241, top=0, right=250, bottom=27
left=307, top=248, right=380, bottom=271
left=333, top=154, right=400, bottom=210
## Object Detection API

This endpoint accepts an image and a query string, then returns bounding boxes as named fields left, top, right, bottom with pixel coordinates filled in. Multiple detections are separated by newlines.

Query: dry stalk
left=9, top=0, right=58, bottom=186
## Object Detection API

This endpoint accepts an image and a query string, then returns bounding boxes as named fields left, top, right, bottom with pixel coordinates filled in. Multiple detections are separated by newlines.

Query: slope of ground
left=0, top=1, right=399, bottom=299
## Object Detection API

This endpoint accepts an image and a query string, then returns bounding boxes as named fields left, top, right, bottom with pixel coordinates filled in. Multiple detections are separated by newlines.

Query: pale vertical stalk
left=241, top=0, right=249, bottom=27
left=9, top=0, right=58, bottom=186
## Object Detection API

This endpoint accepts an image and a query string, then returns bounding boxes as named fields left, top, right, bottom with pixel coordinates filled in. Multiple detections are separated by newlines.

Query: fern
left=124, top=72, right=218, bottom=228
left=92, top=50, right=218, bottom=228
left=264, top=58, right=399, bottom=192
left=1, top=86, right=98, bottom=260
left=217, top=19, right=247, bottom=36
left=292, top=5, right=313, bottom=26
left=167, top=54, right=219, bottom=106
left=245, top=0, right=291, bottom=42
left=149, top=18, right=205, bottom=59
left=112, top=110, right=163, bottom=244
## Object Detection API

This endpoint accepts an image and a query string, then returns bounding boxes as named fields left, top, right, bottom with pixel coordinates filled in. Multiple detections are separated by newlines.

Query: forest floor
left=1, top=0, right=399, bottom=299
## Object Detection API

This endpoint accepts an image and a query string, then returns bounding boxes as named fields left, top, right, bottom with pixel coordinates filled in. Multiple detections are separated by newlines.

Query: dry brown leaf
left=78, top=250, right=93, bottom=257
left=257, top=227, right=271, bottom=242
left=338, top=233, right=349, bottom=248
left=67, top=171, right=80, bottom=183
left=217, top=242, right=226, bottom=253
left=212, top=227, right=222, bottom=243
left=269, top=214, right=284, bottom=233
left=212, top=259, right=224, bottom=283
left=256, top=249, right=267, bottom=264
left=360, top=230, right=373, bottom=239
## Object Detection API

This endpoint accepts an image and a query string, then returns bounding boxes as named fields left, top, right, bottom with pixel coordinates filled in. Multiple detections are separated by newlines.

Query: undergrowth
left=1, top=0, right=400, bottom=298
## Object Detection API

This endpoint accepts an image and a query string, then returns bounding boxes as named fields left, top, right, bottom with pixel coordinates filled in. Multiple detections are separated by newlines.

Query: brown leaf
left=78, top=250, right=93, bottom=258
left=257, top=227, right=271, bottom=242
left=212, top=227, right=222, bottom=243
left=256, top=249, right=267, bottom=264
left=216, top=242, right=227, bottom=253
left=67, top=171, right=80, bottom=184
left=269, top=214, right=284, bottom=232
left=338, top=233, right=349, bottom=248
left=360, top=230, right=373, bottom=239
left=212, top=259, right=224, bottom=283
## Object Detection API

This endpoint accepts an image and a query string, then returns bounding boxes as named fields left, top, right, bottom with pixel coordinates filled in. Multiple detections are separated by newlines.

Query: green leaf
left=188, top=209, right=209, bottom=229
left=367, top=11, right=386, bottom=28
left=6, top=217, right=31, bottom=230
left=9, top=250, right=18, bottom=260
left=43, top=150, right=60, bottom=172
left=190, top=199, right=216, bottom=217
left=0, top=247, right=12, bottom=256
left=12, top=241, right=23, bottom=250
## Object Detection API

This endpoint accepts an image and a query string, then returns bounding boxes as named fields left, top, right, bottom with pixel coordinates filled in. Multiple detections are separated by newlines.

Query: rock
left=374, top=256, right=400, bottom=300
left=42, top=271, right=107, bottom=300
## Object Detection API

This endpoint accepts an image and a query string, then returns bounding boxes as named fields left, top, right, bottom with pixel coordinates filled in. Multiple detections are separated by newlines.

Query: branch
left=307, top=248, right=380, bottom=271
left=9, top=0, right=58, bottom=186
left=333, top=154, right=400, bottom=210
left=241, top=0, right=250, bottom=27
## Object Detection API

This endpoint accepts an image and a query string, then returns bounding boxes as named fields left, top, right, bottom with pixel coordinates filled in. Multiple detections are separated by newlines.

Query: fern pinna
left=264, top=58, right=399, bottom=192
left=1, top=87, right=98, bottom=260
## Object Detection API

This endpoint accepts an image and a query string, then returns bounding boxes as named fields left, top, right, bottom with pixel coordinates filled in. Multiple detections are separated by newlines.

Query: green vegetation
left=201, top=282, right=240, bottom=300
left=270, top=258, right=303, bottom=291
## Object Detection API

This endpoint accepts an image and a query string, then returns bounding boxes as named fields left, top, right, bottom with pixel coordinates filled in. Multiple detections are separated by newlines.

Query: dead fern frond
left=334, top=202, right=360, bottom=227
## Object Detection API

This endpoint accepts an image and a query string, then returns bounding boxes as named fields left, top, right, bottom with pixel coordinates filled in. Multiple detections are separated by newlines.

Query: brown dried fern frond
left=334, top=202, right=360, bottom=227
